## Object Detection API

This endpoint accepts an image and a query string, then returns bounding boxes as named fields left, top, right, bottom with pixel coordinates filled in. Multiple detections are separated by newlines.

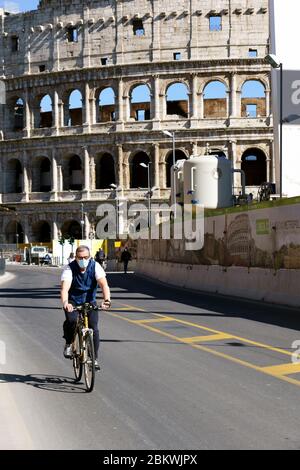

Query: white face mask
left=77, top=258, right=90, bottom=270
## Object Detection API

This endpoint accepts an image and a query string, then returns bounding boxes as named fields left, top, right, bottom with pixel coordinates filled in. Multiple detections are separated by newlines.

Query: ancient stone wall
left=0, top=0, right=274, bottom=244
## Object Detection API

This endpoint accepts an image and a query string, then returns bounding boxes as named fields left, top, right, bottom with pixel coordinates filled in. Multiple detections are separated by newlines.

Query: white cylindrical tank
left=170, top=159, right=186, bottom=206
left=183, top=155, right=233, bottom=209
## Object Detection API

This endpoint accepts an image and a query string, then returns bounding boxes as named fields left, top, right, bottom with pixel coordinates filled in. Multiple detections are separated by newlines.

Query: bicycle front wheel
left=83, top=332, right=95, bottom=393
left=73, top=332, right=83, bottom=382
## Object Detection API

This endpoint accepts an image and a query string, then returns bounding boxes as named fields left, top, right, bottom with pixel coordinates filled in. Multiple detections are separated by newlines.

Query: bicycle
left=71, top=302, right=99, bottom=393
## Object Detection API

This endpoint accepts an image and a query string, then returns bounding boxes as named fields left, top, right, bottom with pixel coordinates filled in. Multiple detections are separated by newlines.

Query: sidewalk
left=0, top=269, right=33, bottom=449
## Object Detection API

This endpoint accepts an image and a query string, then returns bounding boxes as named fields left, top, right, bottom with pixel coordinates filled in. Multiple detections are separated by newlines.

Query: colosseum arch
left=5, top=221, right=24, bottom=244
left=241, top=80, right=266, bottom=118
left=95, top=153, right=116, bottom=189
left=31, top=157, right=51, bottom=192
left=38, top=94, right=53, bottom=128
left=31, top=221, right=52, bottom=243
left=63, top=89, right=83, bottom=127
left=6, top=158, right=23, bottom=193
left=96, top=87, right=116, bottom=123
left=241, top=148, right=267, bottom=186
left=10, top=97, right=25, bottom=131
left=130, top=151, right=151, bottom=188
left=63, top=154, right=83, bottom=191
left=165, top=150, right=188, bottom=188
left=239, top=76, right=268, bottom=92
left=129, top=84, right=151, bottom=121
left=203, top=80, right=228, bottom=118
left=166, top=82, right=189, bottom=118
left=61, top=220, right=82, bottom=239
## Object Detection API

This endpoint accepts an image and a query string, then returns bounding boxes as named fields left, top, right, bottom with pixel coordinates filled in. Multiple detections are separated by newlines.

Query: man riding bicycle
left=60, top=245, right=111, bottom=370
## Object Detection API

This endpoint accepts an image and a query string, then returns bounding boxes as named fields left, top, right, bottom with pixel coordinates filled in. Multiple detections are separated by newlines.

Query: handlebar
left=74, top=303, right=100, bottom=312
left=64, top=301, right=111, bottom=312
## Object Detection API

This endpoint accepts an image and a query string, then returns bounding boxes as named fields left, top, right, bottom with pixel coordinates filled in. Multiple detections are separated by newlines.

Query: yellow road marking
left=106, top=310, right=300, bottom=388
left=105, top=303, right=300, bottom=388
left=116, top=307, right=138, bottom=311
left=261, top=363, right=300, bottom=376
left=152, top=314, right=293, bottom=358
left=106, top=311, right=271, bottom=370
left=114, top=304, right=146, bottom=312
left=115, top=306, right=293, bottom=358
left=181, top=333, right=233, bottom=343
left=133, top=317, right=176, bottom=325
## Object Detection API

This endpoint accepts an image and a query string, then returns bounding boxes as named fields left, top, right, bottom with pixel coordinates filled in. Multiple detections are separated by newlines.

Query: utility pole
left=163, top=130, right=177, bottom=218
left=265, top=54, right=283, bottom=198
left=81, top=203, right=84, bottom=240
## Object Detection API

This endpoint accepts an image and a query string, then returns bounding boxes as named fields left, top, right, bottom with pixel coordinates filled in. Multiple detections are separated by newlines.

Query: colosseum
left=0, top=0, right=272, bottom=245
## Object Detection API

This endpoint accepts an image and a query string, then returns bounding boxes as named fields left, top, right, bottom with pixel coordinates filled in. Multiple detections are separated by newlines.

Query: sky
left=0, top=0, right=39, bottom=12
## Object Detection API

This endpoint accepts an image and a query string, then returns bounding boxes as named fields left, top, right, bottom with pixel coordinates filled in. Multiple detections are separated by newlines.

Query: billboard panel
left=269, top=0, right=300, bottom=197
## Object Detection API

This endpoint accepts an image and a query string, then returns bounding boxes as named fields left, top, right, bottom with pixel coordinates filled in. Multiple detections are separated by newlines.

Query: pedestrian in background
left=247, top=193, right=253, bottom=204
left=95, top=248, right=107, bottom=271
left=120, top=247, right=132, bottom=274
left=68, top=253, right=75, bottom=264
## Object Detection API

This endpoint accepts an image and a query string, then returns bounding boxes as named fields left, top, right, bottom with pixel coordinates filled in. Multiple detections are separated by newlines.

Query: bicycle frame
left=75, top=303, right=97, bottom=333
left=72, top=302, right=99, bottom=392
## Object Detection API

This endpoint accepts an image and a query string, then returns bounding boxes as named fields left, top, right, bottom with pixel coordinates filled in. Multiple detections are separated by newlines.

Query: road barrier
left=135, top=259, right=300, bottom=308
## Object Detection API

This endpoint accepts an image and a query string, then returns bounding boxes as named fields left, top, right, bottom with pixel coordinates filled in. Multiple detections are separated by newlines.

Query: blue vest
left=69, top=259, right=98, bottom=305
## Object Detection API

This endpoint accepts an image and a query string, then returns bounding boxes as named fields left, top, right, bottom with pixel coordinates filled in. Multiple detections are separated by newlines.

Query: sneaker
left=63, top=344, right=73, bottom=359
left=95, top=360, right=101, bottom=371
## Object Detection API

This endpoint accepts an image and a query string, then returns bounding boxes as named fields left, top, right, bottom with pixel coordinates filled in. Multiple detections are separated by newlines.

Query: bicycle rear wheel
left=83, top=332, right=95, bottom=393
left=73, top=332, right=83, bottom=382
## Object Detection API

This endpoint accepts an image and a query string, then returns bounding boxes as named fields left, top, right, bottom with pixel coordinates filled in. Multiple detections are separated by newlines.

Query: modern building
left=0, top=0, right=272, bottom=244
left=270, top=0, right=300, bottom=198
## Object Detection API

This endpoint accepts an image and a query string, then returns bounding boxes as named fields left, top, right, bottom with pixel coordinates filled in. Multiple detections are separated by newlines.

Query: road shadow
left=0, top=373, right=86, bottom=394
left=0, top=287, right=60, bottom=300
left=106, top=273, right=300, bottom=333
left=101, top=338, right=181, bottom=345
left=3, top=268, right=300, bottom=334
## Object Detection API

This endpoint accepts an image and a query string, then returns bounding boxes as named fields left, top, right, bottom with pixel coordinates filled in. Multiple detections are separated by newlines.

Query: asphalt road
left=1, top=264, right=300, bottom=450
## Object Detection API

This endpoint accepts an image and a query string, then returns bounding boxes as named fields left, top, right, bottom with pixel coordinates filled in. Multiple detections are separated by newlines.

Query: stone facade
left=0, top=0, right=273, bottom=243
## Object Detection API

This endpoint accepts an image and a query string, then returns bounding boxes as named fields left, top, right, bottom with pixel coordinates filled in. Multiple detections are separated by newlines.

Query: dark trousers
left=63, top=309, right=100, bottom=358
left=123, top=260, right=129, bottom=273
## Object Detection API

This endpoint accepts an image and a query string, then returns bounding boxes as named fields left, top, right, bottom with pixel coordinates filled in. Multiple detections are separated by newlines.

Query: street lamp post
left=15, top=215, right=19, bottom=252
left=59, top=236, right=65, bottom=266
left=265, top=54, right=283, bottom=198
left=163, top=130, right=177, bottom=217
left=80, top=203, right=84, bottom=240
left=110, top=184, right=123, bottom=238
left=140, top=162, right=152, bottom=228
